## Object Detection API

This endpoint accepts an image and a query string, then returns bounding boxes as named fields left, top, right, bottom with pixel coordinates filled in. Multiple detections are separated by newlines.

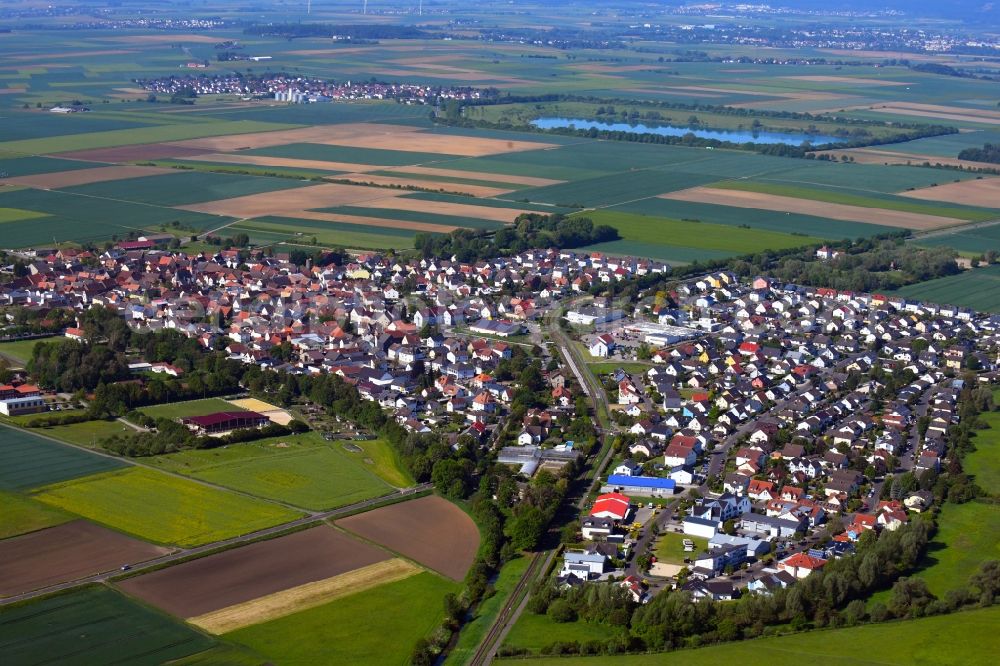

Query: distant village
left=1, top=241, right=997, bottom=605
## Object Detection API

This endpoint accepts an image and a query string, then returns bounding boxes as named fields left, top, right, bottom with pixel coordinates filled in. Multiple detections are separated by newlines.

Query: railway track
left=467, top=551, right=544, bottom=666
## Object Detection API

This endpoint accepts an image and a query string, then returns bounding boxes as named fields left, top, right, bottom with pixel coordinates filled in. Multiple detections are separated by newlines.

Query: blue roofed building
left=603, top=474, right=676, bottom=497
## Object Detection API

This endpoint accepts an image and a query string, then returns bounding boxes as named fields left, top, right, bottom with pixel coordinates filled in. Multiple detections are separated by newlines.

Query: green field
left=58, top=170, right=314, bottom=207
left=0, top=120, right=298, bottom=155
left=504, top=611, right=627, bottom=653
left=966, top=411, right=1000, bottom=496
left=588, top=362, right=653, bottom=375
left=447, top=556, right=533, bottom=665
left=350, top=437, right=415, bottom=488
left=0, top=338, right=47, bottom=364
left=138, top=397, right=244, bottom=420
left=0, top=207, right=48, bottom=223
left=655, top=532, right=708, bottom=565
left=916, top=221, right=1000, bottom=254
left=0, top=155, right=105, bottom=177
left=33, top=467, right=302, bottom=547
left=0, top=187, right=226, bottom=247
left=0, top=489, right=74, bottom=540
left=0, top=424, right=126, bottom=490
left=31, top=418, right=135, bottom=447
left=499, top=606, right=1000, bottom=665
left=244, top=142, right=460, bottom=166
left=226, top=572, right=459, bottom=666
left=230, top=216, right=418, bottom=250
left=712, top=179, right=999, bottom=222
left=577, top=210, right=821, bottom=261
left=0, top=585, right=216, bottom=666
left=144, top=432, right=398, bottom=510
left=314, top=205, right=507, bottom=230
left=890, top=264, right=1000, bottom=313
left=912, top=501, right=1000, bottom=596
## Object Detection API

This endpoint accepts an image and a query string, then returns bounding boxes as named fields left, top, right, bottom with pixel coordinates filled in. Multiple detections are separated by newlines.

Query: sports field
left=890, top=264, right=1000, bottom=313
left=139, top=397, right=245, bottom=420
left=0, top=338, right=46, bottom=365
left=225, top=572, right=459, bottom=666
left=499, top=606, right=1000, bottom=665
left=0, top=425, right=126, bottom=490
left=0, top=585, right=216, bottom=666
left=144, top=432, right=398, bottom=510
left=32, top=467, right=302, bottom=547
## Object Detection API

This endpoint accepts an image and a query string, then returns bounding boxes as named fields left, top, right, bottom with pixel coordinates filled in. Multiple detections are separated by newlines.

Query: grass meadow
left=0, top=489, right=74, bottom=540
left=504, top=611, right=626, bottom=653
left=225, top=572, right=459, bottom=666
left=0, top=338, right=46, bottom=364
left=144, top=432, right=398, bottom=510
left=499, top=606, right=1000, bottom=665
left=965, top=410, right=1000, bottom=496
left=33, top=467, right=302, bottom=547
left=655, top=532, right=708, bottom=565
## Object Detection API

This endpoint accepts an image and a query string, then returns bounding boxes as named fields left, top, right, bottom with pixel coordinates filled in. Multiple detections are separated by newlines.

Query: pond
left=531, top=117, right=844, bottom=145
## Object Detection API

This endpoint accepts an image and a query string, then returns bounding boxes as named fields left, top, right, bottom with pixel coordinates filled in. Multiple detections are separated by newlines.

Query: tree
left=547, top=598, right=577, bottom=623
left=508, top=505, right=547, bottom=551
left=431, top=458, right=470, bottom=499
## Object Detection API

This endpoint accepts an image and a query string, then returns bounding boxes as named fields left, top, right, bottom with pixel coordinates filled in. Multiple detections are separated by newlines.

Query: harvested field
left=824, top=147, right=1000, bottom=170
left=660, top=186, right=965, bottom=230
left=189, top=558, right=420, bottom=634
left=322, top=130, right=554, bottom=157
left=292, top=210, right=460, bottom=234
left=117, top=525, right=388, bottom=617
left=169, top=123, right=421, bottom=153
left=333, top=173, right=513, bottom=197
left=0, top=520, right=169, bottom=597
left=55, top=143, right=213, bottom=163
left=186, top=152, right=378, bottom=173
left=0, top=165, right=171, bottom=189
left=384, top=165, right=562, bottom=187
left=178, top=182, right=405, bottom=218
left=863, top=102, right=1000, bottom=125
left=336, top=494, right=479, bottom=581
left=901, top=177, right=1000, bottom=208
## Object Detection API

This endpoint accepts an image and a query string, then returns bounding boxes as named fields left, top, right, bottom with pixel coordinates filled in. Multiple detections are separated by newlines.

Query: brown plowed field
left=168, top=123, right=421, bottom=152
left=0, top=165, right=172, bottom=189
left=357, top=195, right=533, bottom=223
left=334, top=173, right=513, bottom=197
left=186, top=152, right=379, bottom=174
left=660, top=187, right=964, bottom=230
left=55, top=143, right=213, bottom=163
left=178, top=182, right=405, bottom=217
left=321, top=130, right=554, bottom=157
left=900, top=177, right=1000, bottom=208
left=0, top=520, right=169, bottom=597
left=117, top=525, right=388, bottom=618
left=819, top=148, right=1000, bottom=172
left=336, top=495, right=479, bottom=581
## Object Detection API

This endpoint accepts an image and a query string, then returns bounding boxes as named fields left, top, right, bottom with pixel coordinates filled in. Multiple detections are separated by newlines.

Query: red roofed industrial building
left=590, top=492, right=631, bottom=522
left=182, top=411, right=269, bottom=435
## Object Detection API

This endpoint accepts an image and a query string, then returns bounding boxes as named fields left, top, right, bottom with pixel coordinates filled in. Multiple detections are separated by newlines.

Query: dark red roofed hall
left=182, top=411, right=269, bottom=435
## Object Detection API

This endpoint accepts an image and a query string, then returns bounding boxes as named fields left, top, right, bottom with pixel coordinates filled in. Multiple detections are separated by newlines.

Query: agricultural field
left=889, top=264, right=1000, bottom=313
left=0, top=585, right=217, bottom=666
left=225, top=572, right=459, bottom=666
left=575, top=210, right=820, bottom=263
left=144, top=432, right=398, bottom=510
left=0, top=425, right=126, bottom=490
left=500, top=606, right=1000, bottom=665
left=0, top=489, right=73, bottom=540
left=336, top=494, right=480, bottom=581
left=117, top=525, right=390, bottom=619
left=229, top=216, right=418, bottom=251
left=916, top=221, right=1000, bottom=255
left=0, top=519, right=169, bottom=598
left=32, top=467, right=303, bottom=547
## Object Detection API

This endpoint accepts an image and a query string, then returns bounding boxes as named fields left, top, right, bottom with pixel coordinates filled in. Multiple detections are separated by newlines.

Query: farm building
left=603, top=474, right=676, bottom=497
left=182, top=411, right=269, bottom=435
left=590, top=492, right=631, bottom=522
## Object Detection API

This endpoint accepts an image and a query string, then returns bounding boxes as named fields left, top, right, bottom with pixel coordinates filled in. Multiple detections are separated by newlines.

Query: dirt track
left=117, top=525, right=388, bottom=617
left=0, top=165, right=172, bottom=189
left=336, top=494, right=479, bottom=581
left=0, top=520, right=169, bottom=597
left=660, top=186, right=965, bottom=231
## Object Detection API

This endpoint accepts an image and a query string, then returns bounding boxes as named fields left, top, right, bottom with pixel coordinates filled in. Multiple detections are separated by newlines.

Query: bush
left=547, top=598, right=578, bottom=623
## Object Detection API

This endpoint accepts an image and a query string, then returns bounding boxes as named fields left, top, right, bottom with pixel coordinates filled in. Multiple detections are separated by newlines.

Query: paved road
left=0, top=483, right=432, bottom=607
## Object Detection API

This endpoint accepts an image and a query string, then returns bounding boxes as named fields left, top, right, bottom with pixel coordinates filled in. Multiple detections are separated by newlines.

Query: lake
left=531, top=117, right=844, bottom=146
